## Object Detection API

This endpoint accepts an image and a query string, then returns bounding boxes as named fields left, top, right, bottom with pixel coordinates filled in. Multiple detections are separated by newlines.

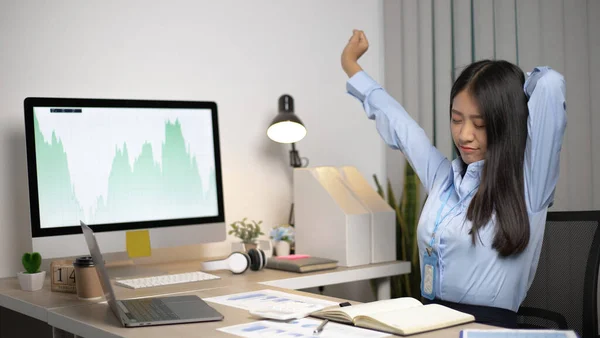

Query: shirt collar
left=451, top=158, right=483, bottom=200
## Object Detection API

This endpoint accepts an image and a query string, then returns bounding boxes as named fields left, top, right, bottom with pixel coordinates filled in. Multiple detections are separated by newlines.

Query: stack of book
left=265, top=255, right=338, bottom=273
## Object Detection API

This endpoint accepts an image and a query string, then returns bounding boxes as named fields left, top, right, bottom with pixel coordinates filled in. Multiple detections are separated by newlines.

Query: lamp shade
left=267, top=94, right=307, bottom=144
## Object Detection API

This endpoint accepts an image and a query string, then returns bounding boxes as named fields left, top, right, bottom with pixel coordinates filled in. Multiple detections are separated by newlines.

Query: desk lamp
left=267, top=94, right=308, bottom=225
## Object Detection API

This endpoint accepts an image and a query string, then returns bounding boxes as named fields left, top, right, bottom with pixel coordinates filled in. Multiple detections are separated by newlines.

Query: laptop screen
left=80, top=221, right=121, bottom=317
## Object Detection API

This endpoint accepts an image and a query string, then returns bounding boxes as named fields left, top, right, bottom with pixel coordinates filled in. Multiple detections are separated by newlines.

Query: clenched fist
left=341, top=29, right=369, bottom=77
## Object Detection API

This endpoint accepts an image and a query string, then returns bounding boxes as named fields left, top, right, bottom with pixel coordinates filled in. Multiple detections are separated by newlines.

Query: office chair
left=517, top=211, right=600, bottom=338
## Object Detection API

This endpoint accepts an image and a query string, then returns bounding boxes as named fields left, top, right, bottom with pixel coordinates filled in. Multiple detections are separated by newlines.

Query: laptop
left=80, top=221, right=224, bottom=327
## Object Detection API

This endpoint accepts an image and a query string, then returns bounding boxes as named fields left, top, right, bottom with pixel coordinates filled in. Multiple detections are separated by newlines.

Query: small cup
left=73, top=256, right=103, bottom=300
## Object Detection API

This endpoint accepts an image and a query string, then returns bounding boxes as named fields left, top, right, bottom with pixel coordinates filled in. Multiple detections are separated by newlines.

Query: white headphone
left=201, top=248, right=267, bottom=274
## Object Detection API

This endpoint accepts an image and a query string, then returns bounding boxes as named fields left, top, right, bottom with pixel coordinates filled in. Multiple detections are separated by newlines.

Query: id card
left=421, top=250, right=438, bottom=300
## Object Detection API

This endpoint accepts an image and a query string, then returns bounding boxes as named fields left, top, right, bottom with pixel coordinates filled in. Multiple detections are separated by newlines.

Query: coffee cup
left=73, top=256, right=103, bottom=300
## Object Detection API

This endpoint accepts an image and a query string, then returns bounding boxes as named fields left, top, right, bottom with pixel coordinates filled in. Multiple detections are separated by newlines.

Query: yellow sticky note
left=126, top=230, right=151, bottom=258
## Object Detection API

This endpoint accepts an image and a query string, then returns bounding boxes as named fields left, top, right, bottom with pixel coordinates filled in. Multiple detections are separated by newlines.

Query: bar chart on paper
left=219, top=318, right=388, bottom=338
left=33, top=107, right=219, bottom=228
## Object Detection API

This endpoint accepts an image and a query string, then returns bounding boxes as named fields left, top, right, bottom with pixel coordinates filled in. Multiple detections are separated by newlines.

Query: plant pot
left=258, top=239, right=273, bottom=258
left=244, top=243, right=257, bottom=252
left=17, top=271, right=46, bottom=291
left=275, top=241, right=291, bottom=256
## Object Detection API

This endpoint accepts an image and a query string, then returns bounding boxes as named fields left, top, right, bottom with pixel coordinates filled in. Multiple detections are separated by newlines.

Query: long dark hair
left=450, top=60, right=529, bottom=257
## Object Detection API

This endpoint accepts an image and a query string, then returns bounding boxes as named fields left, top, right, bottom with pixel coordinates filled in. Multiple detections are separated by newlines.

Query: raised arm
left=342, top=30, right=449, bottom=193
left=523, top=67, right=567, bottom=212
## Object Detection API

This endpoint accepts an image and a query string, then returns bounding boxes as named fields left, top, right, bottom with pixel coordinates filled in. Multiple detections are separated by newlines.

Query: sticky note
left=126, top=230, right=151, bottom=258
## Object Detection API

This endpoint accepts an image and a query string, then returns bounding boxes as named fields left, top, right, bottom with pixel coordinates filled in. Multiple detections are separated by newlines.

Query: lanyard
left=427, top=183, right=478, bottom=253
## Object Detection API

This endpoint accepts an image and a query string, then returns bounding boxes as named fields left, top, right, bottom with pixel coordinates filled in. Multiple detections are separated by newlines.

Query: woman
left=342, top=30, right=566, bottom=328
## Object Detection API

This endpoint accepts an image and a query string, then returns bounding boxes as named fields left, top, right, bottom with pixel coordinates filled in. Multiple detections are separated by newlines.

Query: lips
left=459, top=146, right=476, bottom=153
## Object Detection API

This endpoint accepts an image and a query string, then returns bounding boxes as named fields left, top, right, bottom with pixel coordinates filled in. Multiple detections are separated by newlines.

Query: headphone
left=201, top=248, right=267, bottom=274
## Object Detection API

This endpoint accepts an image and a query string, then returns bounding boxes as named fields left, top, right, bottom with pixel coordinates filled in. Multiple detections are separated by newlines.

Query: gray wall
left=382, top=0, right=600, bottom=326
left=382, top=0, right=599, bottom=212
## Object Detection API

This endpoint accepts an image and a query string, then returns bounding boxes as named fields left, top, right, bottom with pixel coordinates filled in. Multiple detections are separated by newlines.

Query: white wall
left=0, top=0, right=386, bottom=280
left=383, top=0, right=600, bottom=212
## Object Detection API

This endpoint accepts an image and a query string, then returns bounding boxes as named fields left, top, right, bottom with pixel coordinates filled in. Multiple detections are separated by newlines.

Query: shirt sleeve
left=523, top=67, right=567, bottom=212
left=346, top=71, right=450, bottom=193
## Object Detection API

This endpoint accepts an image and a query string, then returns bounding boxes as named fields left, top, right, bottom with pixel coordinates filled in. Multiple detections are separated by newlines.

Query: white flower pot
left=275, top=241, right=291, bottom=256
left=17, top=271, right=46, bottom=291
left=258, top=240, right=273, bottom=258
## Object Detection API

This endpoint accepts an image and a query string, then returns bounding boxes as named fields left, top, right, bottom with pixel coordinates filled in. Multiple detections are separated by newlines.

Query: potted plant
left=17, top=252, right=46, bottom=291
left=373, top=159, right=424, bottom=299
left=270, top=224, right=295, bottom=256
left=228, top=218, right=264, bottom=251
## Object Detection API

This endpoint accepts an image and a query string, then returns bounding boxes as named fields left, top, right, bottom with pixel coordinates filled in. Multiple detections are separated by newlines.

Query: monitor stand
left=104, top=230, right=170, bottom=278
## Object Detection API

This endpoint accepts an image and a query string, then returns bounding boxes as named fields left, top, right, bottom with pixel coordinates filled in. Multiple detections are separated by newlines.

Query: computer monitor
left=24, top=97, right=226, bottom=259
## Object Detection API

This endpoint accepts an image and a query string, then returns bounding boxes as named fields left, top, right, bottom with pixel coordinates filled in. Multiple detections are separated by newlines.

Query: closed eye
left=451, top=119, right=463, bottom=124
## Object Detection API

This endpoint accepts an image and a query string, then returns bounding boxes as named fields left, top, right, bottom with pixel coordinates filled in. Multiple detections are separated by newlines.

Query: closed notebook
left=265, top=256, right=337, bottom=273
left=310, top=297, right=475, bottom=336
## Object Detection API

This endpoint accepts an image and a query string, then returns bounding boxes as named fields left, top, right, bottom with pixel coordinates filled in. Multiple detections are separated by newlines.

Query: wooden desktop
left=0, top=259, right=492, bottom=338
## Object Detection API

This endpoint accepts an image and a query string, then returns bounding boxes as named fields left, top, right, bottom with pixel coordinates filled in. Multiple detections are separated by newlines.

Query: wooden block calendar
left=50, top=259, right=76, bottom=293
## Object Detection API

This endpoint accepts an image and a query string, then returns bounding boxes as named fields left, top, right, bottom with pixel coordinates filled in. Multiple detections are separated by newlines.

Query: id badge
left=421, top=249, right=438, bottom=300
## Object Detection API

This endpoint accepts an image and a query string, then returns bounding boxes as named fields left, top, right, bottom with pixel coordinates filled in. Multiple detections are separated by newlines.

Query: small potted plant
left=270, top=224, right=295, bottom=256
left=228, top=218, right=264, bottom=251
left=17, top=252, right=45, bottom=291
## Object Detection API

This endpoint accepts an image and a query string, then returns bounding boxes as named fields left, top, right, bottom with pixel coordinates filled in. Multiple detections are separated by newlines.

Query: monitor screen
left=24, top=98, right=224, bottom=238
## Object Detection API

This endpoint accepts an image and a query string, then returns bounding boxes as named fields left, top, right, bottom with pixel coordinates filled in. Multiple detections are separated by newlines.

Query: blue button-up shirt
left=347, top=67, right=566, bottom=311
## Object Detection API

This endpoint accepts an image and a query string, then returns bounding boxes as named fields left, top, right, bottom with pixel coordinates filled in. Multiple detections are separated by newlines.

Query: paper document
left=460, top=329, right=579, bottom=338
left=204, top=289, right=338, bottom=311
left=218, top=318, right=388, bottom=338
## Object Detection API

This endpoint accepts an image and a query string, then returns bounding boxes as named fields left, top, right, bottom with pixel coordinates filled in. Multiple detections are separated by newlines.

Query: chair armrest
left=517, top=306, right=569, bottom=330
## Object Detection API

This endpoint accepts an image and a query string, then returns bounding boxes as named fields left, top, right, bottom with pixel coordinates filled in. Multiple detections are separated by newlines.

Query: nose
left=458, top=122, right=475, bottom=143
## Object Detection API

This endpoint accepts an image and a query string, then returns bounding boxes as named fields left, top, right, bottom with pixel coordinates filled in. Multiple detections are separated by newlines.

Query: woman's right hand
left=341, top=29, right=369, bottom=78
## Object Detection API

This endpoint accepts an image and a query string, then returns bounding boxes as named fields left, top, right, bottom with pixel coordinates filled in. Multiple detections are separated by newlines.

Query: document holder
left=293, top=166, right=395, bottom=267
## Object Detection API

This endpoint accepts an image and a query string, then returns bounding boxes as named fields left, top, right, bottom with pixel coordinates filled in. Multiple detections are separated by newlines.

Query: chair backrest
left=518, top=211, right=600, bottom=338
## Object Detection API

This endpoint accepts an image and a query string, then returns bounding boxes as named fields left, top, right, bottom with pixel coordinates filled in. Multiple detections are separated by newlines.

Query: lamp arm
left=289, top=143, right=303, bottom=168
left=289, top=142, right=307, bottom=229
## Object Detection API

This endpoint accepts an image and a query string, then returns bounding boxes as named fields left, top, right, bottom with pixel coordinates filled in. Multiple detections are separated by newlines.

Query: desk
left=48, top=284, right=492, bottom=338
left=0, top=260, right=490, bottom=337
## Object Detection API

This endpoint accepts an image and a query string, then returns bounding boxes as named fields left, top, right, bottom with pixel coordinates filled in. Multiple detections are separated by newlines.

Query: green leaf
left=373, top=174, right=384, bottom=198
left=228, top=218, right=263, bottom=244
left=372, top=159, right=426, bottom=299
left=22, top=252, right=42, bottom=274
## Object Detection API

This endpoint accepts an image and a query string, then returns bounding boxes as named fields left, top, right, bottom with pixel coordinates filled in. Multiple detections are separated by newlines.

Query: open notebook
left=311, top=297, right=475, bottom=336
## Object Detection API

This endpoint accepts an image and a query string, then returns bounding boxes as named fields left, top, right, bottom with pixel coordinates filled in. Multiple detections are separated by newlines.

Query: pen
left=313, top=319, right=329, bottom=334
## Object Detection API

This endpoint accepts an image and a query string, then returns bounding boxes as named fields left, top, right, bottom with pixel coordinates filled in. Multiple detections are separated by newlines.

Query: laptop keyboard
left=121, top=299, right=180, bottom=322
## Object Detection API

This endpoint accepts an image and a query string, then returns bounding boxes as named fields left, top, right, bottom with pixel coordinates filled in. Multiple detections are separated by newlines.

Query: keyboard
left=121, top=298, right=180, bottom=321
left=115, top=271, right=221, bottom=289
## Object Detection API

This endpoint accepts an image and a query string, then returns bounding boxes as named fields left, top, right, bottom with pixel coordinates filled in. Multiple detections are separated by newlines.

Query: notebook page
left=356, top=303, right=474, bottom=335
left=339, top=297, right=422, bottom=320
